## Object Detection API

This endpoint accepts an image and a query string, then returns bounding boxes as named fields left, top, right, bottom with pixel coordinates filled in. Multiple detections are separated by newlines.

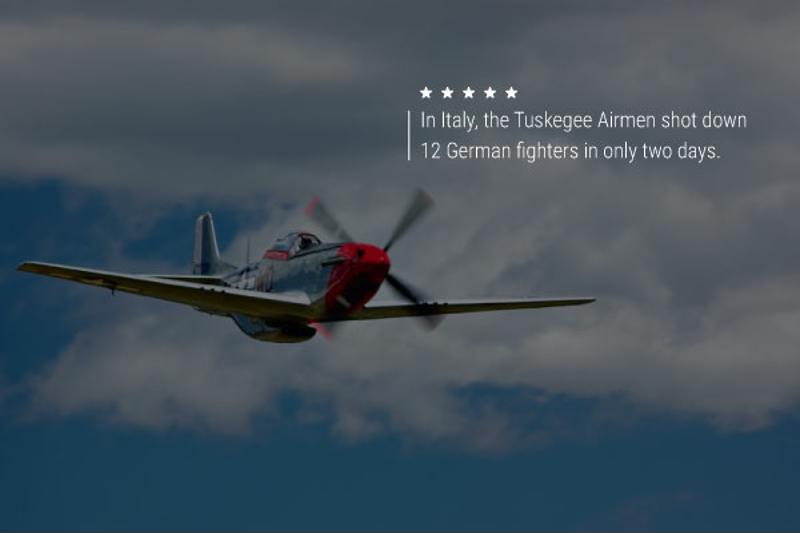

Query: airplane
left=17, top=190, right=595, bottom=343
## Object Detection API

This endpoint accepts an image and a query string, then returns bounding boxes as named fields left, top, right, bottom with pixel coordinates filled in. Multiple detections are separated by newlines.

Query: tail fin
left=193, top=213, right=236, bottom=275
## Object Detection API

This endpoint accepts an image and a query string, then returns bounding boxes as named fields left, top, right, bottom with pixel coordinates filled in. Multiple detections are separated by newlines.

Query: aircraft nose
left=355, top=244, right=391, bottom=268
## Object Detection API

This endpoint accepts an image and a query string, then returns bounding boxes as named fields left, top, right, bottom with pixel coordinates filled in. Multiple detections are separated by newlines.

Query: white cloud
left=26, top=206, right=800, bottom=448
left=10, top=4, right=800, bottom=449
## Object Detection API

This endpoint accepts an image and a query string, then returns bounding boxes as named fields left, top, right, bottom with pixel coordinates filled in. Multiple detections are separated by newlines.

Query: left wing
left=330, top=297, right=595, bottom=321
left=150, top=274, right=226, bottom=285
left=17, top=261, right=313, bottom=321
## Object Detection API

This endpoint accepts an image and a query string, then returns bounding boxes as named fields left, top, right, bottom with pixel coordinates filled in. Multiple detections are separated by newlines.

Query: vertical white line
left=407, top=110, right=411, bottom=161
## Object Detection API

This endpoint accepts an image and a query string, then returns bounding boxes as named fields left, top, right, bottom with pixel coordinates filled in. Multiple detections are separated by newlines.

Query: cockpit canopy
left=266, top=232, right=322, bottom=259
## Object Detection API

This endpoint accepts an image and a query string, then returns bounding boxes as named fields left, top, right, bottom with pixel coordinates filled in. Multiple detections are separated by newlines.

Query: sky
left=1, top=2, right=799, bottom=530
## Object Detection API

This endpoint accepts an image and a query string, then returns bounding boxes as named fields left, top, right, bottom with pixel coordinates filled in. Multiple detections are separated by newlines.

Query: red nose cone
left=325, top=243, right=391, bottom=316
left=355, top=243, right=391, bottom=270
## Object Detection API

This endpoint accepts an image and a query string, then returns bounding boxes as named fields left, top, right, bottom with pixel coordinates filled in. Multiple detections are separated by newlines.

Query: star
left=505, top=86, right=518, bottom=99
left=484, top=86, right=496, bottom=99
left=462, top=86, right=475, bottom=99
left=441, top=86, right=454, bottom=99
left=420, top=86, right=432, bottom=99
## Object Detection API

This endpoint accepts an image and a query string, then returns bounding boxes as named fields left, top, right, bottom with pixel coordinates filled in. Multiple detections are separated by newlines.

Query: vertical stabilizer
left=193, top=213, right=235, bottom=275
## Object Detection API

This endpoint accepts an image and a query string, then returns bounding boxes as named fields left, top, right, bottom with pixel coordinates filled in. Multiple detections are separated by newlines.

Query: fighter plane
left=18, top=190, right=594, bottom=342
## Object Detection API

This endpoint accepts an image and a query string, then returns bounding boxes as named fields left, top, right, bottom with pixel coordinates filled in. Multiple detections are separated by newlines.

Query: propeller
left=383, top=189, right=434, bottom=252
left=304, top=196, right=354, bottom=242
left=384, top=272, right=442, bottom=329
left=305, top=188, right=441, bottom=330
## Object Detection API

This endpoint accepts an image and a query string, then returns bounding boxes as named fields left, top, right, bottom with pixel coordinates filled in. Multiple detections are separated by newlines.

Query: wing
left=149, top=274, right=227, bottom=285
left=338, top=297, right=595, bottom=321
left=17, top=261, right=312, bottom=321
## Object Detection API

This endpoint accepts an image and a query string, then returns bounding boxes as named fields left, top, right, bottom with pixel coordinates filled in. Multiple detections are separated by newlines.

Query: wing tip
left=17, top=261, right=39, bottom=272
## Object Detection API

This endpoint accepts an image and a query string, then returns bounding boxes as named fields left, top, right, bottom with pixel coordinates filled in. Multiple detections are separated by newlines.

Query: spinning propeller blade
left=305, top=196, right=354, bottom=242
left=385, top=273, right=442, bottom=329
left=383, top=188, right=434, bottom=252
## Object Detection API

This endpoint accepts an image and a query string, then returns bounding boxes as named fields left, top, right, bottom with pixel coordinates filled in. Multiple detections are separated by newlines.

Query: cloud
left=27, top=262, right=800, bottom=447
left=2, top=5, right=796, bottom=198
left=0, top=14, right=371, bottom=195
left=26, top=190, right=800, bottom=448
left=10, top=3, right=800, bottom=448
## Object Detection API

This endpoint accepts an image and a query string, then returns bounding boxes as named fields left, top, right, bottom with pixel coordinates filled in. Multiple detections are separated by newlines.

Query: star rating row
left=420, top=86, right=518, bottom=99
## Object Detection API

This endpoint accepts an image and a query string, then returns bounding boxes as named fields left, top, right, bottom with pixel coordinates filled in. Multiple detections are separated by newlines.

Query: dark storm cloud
left=7, top=3, right=800, bottom=446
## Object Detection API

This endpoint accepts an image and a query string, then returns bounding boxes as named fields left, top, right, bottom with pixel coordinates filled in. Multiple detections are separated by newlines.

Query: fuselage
left=219, top=241, right=391, bottom=342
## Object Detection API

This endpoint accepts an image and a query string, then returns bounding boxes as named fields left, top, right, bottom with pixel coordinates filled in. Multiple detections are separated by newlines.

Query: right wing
left=18, top=261, right=312, bottom=321
left=338, top=297, right=595, bottom=321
